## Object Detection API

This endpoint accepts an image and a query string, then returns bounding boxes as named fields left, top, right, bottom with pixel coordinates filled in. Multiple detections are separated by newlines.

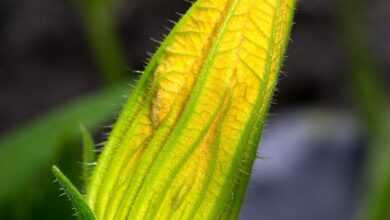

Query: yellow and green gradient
left=86, top=0, right=297, bottom=219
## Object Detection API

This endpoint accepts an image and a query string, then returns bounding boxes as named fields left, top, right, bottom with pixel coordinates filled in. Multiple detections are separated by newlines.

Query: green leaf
left=76, top=0, right=129, bottom=85
left=338, top=1, right=390, bottom=220
left=52, top=165, right=96, bottom=220
left=0, top=84, right=126, bottom=203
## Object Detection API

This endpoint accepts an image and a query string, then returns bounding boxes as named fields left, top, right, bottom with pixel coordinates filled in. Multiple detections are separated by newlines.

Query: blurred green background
left=0, top=0, right=389, bottom=219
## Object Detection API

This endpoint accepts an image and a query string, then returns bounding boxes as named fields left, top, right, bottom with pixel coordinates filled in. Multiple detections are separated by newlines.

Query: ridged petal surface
left=87, top=0, right=296, bottom=219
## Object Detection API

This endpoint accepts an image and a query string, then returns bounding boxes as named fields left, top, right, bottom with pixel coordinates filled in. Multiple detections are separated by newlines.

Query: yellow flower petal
left=87, top=0, right=296, bottom=219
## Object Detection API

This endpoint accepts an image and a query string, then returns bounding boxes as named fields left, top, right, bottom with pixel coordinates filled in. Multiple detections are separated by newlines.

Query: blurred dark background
left=0, top=0, right=389, bottom=219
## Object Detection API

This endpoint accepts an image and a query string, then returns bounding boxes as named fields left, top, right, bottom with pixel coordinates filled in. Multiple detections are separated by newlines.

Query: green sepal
left=80, top=124, right=96, bottom=189
left=52, top=165, right=96, bottom=220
